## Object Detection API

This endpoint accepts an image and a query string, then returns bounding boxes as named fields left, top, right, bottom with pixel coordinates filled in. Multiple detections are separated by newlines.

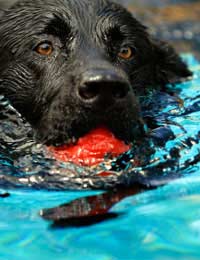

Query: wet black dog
left=0, top=0, right=191, bottom=146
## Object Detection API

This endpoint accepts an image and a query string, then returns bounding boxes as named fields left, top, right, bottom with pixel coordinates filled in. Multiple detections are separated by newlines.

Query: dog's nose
left=78, top=69, right=130, bottom=105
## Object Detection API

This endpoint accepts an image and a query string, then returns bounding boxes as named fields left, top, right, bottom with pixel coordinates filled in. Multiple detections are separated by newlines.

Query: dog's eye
left=118, top=47, right=133, bottom=60
left=35, top=42, right=53, bottom=56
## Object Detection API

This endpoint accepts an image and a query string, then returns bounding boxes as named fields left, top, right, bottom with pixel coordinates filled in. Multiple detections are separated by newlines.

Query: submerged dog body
left=0, top=0, right=191, bottom=146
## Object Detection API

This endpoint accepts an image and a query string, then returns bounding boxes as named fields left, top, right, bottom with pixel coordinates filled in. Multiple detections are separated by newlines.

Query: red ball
left=49, top=127, right=131, bottom=166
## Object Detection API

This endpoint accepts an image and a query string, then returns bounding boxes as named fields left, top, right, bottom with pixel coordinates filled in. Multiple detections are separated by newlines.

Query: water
left=0, top=0, right=200, bottom=259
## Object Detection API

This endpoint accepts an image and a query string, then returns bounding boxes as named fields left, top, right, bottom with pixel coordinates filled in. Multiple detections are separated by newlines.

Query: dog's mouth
left=36, top=97, right=146, bottom=167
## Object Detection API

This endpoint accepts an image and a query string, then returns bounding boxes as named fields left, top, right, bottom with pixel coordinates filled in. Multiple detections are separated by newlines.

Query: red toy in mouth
left=48, top=127, right=131, bottom=166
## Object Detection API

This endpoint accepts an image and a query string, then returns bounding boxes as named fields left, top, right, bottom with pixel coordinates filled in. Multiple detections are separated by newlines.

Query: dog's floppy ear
left=152, top=39, right=192, bottom=84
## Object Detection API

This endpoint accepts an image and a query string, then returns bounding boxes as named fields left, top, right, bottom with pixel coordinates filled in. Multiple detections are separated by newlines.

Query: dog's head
left=0, top=0, right=191, bottom=145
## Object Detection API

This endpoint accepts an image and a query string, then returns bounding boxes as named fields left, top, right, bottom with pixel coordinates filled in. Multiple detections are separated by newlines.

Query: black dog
left=0, top=0, right=191, bottom=146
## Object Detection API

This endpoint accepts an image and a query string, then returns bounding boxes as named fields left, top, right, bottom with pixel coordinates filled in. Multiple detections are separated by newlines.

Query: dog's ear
left=152, top=39, right=192, bottom=84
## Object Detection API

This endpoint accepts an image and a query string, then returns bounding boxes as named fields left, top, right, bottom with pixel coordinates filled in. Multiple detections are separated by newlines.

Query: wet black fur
left=0, top=0, right=191, bottom=145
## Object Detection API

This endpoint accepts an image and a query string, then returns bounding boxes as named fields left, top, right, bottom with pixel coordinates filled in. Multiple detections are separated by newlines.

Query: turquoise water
left=0, top=54, right=199, bottom=259
left=2, top=178, right=200, bottom=259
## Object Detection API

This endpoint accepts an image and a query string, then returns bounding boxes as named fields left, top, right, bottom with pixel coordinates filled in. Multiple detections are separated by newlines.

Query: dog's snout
left=78, top=69, right=130, bottom=105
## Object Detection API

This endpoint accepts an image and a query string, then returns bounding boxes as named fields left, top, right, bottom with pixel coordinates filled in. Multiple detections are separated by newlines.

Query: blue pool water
left=0, top=54, right=199, bottom=259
